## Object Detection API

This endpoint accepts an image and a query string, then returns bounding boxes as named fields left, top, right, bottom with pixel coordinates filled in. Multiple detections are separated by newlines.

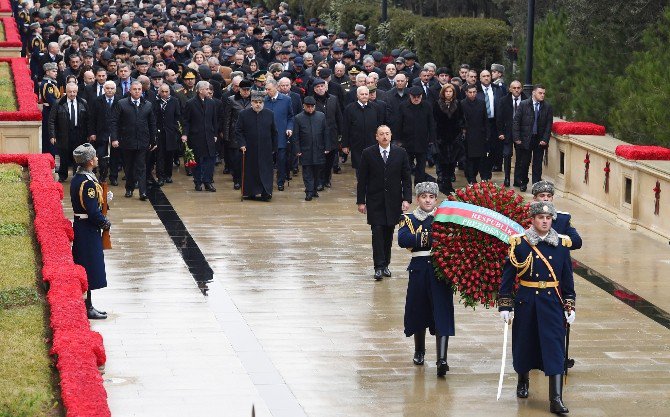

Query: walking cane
left=240, top=149, right=245, bottom=202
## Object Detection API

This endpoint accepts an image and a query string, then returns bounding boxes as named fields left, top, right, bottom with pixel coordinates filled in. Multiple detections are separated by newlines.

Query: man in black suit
left=342, top=86, right=383, bottom=171
left=495, top=80, right=527, bottom=187
left=154, top=83, right=182, bottom=185
left=110, top=81, right=157, bottom=201
left=513, top=84, right=553, bottom=191
left=477, top=70, right=505, bottom=173
left=182, top=80, right=219, bottom=192
left=88, top=80, right=121, bottom=185
left=84, top=67, right=108, bottom=106
left=356, top=125, right=412, bottom=281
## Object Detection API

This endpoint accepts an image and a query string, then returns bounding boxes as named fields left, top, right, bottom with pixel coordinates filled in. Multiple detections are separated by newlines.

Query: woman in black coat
left=433, top=84, right=464, bottom=193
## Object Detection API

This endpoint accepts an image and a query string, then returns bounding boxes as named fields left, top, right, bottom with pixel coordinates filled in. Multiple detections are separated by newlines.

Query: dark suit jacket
left=476, top=83, right=504, bottom=119
left=48, top=96, right=89, bottom=149
left=183, top=96, right=219, bottom=158
left=154, top=95, right=182, bottom=152
left=85, top=83, right=107, bottom=106
left=89, top=94, right=119, bottom=142
left=513, top=99, right=553, bottom=150
left=356, top=144, right=412, bottom=226
left=342, top=101, right=382, bottom=169
left=110, top=96, right=157, bottom=150
left=495, top=92, right=528, bottom=144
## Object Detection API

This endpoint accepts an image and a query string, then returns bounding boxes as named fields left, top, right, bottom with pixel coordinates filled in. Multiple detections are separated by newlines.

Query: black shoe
left=222, top=168, right=230, bottom=174
left=520, top=185, right=527, bottom=192
left=333, top=167, right=341, bottom=174
left=87, top=307, right=107, bottom=320
left=504, top=178, right=510, bottom=187
left=157, top=179, right=165, bottom=187
left=292, top=168, right=299, bottom=175
left=92, top=307, right=107, bottom=315
left=382, top=267, right=391, bottom=277
left=325, top=182, right=332, bottom=188
left=513, top=181, right=522, bottom=187
left=186, top=168, right=192, bottom=176
left=413, top=331, right=426, bottom=365
left=517, top=373, right=529, bottom=398
left=139, top=193, right=147, bottom=201
left=165, top=177, right=173, bottom=183
left=204, top=183, right=216, bottom=192
left=565, top=358, right=575, bottom=369
left=313, top=192, right=319, bottom=198
left=316, top=184, right=324, bottom=191
left=233, top=183, right=241, bottom=190
left=124, top=190, right=133, bottom=198
left=436, top=336, right=449, bottom=376
left=549, top=375, right=569, bottom=414
left=305, top=194, right=313, bottom=201
left=58, top=177, right=67, bottom=183
left=260, top=194, right=272, bottom=201
left=195, top=184, right=203, bottom=191
left=277, top=185, right=285, bottom=191
left=215, top=157, right=222, bottom=166
left=110, top=178, right=119, bottom=186
left=413, top=350, right=425, bottom=365
left=174, top=159, right=180, bottom=167
left=148, top=178, right=159, bottom=187
left=374, top=269, right=383, bottom=281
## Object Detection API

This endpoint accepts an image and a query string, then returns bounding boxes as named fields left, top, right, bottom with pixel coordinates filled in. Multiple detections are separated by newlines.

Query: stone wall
left=0, top=120, right=42, bottom=153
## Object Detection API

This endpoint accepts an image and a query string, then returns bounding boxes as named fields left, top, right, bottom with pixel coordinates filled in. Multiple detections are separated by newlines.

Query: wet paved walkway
left=63, top=164, right=670, bottom=417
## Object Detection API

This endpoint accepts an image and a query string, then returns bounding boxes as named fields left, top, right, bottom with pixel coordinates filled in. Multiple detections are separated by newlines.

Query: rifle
left=99, top=142, right=112, bottom=250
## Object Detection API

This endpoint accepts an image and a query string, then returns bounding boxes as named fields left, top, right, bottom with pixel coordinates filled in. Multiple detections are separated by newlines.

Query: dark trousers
left=320, top=150, right=337, bottom=186
left=302, top=164, right=321, bottom=195
left=502, top=142, right=513, bottom=182
left=371, top=225, right=395, bottom=270
left=58, top=131, right=82, bottom=179
left=487, top=118, right=503, bottom=170
left=408, top=151, right=426, bottom=186
left=157, top=145, right=174, bottom=180
left=226, top=147, right=242, bottom=184
left=122, top=148, right=147, bottom=194
left=465, top=156, right=487, bottom=184
left=145, top=149, right=157, bottom=181
left=515, top=139, right=546, bottom=185
left=276, top=148, right=288, bottom=186
left=193, top=155, right=216, bottom=185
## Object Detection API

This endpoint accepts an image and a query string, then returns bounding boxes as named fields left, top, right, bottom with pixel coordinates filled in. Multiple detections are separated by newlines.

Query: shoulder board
left=508, top=233, right=524, bottom=244
left=557, top=234, right=572, bottom=248
left=556, top=210, right=570, bottom=215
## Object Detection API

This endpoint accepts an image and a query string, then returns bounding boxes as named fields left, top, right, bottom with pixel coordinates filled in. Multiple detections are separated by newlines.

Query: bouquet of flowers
left=183, top=143, right=197, bottom=168
left=431, top=182, right=531, bottom=309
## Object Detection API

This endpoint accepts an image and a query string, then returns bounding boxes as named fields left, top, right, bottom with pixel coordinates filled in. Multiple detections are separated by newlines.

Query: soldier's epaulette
left=556, top=210, right=570, bottom=215
left=508, top=233, right=524, bottom=246
left=400, top=214, right=416, bottom=235
left=557, top=234, right=572, bottom=248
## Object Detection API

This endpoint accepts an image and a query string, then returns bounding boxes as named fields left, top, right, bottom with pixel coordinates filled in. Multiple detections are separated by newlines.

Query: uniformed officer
left=175, top=68, right=198, bottom=108
left=70, top=143, right=112, bottom=320
left=531, top=180, right=582, bottom=250
left=40, top=62, right=60, bottom=155
left=251, top=70, right=267, bottom=92
left=498, top=201, right=576, bottom=414
left=28, top=22, right=45, bottom=90
left=398, top=182, right=455, bottom=377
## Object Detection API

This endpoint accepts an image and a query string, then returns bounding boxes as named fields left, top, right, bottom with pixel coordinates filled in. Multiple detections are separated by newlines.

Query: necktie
left=382, top=149, right=388, bottom=163
left=134, top=100, right=139, bottom=108
left=107, top=98, right=113, bottom=108
left=484, top=87, right=492, bottom=118
left=423, top=83, right=428, bottom=95
left=70, top=101, right=76, bottom=126
left=532, top=102, right=540, bottom=135
left=513, top=97, right=518, bottom=116
left=98, top=84, right=103, bottom=96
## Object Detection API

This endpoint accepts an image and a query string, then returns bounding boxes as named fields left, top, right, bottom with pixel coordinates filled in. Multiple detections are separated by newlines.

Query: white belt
left=74, top=214, right=88, bottom=219
left=412, top=250, right=431, bottom=257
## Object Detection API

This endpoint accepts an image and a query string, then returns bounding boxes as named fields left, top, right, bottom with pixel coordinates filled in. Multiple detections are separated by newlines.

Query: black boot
left=413, top=330, right=426, bottom=365
left=516, top=372, right=529, bottom=398
left=436, top=335, right=449, bottom=376
left=549, top=374, right=569, bottom=414
left=503, top=156, right=512, bottom=187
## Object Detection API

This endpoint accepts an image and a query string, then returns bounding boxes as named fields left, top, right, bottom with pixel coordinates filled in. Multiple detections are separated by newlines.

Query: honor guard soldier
left=251, top=70, right=267, bottom=92
left=398, top=182, right=455, bottom=377
left=498, top=201, right=576, bottom=414
left=531, top=180, right=582, bottom=250
left=28, top=22, right=45, bottom=89
left=70, top=144, right=112, bottom=320
left=40, top=62, right=60, bottom=155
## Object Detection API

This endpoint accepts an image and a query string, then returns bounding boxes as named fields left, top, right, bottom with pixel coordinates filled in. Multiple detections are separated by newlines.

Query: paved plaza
left=64, top=166, right=670, bottom=417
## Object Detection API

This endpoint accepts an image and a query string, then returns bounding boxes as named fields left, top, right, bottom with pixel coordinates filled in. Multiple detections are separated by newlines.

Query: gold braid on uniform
left=508, top=234, right=532, bottom=277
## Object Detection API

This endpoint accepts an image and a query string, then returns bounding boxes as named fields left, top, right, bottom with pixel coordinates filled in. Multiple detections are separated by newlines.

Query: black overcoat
left=48, top=96, right=90, bottom=150
left=313, top=93, right=343, bottom=151
left=154, top=95, right=182, bottom=152
left=495, top=92, right=528, bottom=144
left=460, top=97, right=489, bottom=158
left=433, top=100, right=464, bottom=164
left=356, top=144, right=412, bottom=226
left=110, top=96, right=157, bottom=149
left=235, top=108, right=278, bottom=197
left=398, top=100, right=435, bottom=153
left=342, top=102, right=381, bottom=169
left=223, top=93, right=251, bottom=149
left=183, top=96, right=219, bottom=158
left=293, top=111, right=327, bottom=166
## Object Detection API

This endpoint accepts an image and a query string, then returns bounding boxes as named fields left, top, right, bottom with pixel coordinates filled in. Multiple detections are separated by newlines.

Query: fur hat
left=529, top=201, right=556, bottom=218
left=531, top=180, right=555, bottom=196
left=415, top=182, right=438, bottom=196
left=72, top=143, right=96, bottom=165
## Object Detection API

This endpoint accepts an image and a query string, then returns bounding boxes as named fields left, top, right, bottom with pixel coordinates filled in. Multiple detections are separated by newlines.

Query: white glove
left=107, top=191, right=114, bottom=202
left=500, top=311, right=513, bottom=323
left=565, top=310, right=575, bottom=325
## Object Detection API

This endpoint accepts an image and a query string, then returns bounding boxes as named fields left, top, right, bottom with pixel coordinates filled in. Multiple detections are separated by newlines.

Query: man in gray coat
left=293, top=96, right=328, bottom=201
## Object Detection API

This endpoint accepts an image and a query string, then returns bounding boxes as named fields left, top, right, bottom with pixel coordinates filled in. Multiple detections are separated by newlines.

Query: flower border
left=0, top=0, right=10, bottom=14
left=615, top=145, right=670, bottom=161
left=0, top=17, right=22, bottom=47
left=552, top=121, right=606, bottom=136
left=0, top=57, right=42, bottom=121
left=0, top=153, right=111, bottom=417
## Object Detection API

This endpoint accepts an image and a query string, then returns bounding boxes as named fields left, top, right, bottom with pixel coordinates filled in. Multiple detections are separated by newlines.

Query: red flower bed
left=615, top=145, right=670, bottom=161
left=0, top=154, right=110, bottom=417
left=0, top=0, right=10, bottom=14
left=0, top=57, right=42, bottom=121
left=552, top=121, right=606, bottom=136
left=0, top=17, right=22, bottom=47
left=432, top=182, right=530, bottom=308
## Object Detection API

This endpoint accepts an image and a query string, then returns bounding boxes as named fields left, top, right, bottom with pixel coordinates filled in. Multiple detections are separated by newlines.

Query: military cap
left=73, top=143, right=97, bottom=165
left=250, top=90, right=265, bottom=101
left=415, top=181, right=438, bottom=196
left=43, top=62, right=58, bottom=72
left=252, top=70, right=267, bottom=82
left=531, top=180, right=555, bottom=196
left=490, top=63, right=505, bottom=73
left=318, top=68, right=331, bottom=78
left=529, top=201, right=557, bottom=218
left=239, top=79, right=252, bottom=89
left=182, top=68, right=198, bottom=79
left=312, top=78, right=326, bottom=86
left=348, top=65, right=362, bottom=75
left=408, top=86, right=423, bottom=96
left=303, top=96, right=316, bottom=105
left=309, top=18, right=318, bottom=23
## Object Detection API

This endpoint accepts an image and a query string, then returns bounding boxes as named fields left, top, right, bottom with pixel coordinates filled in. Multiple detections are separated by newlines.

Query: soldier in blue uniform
left=40, top=62, right=60, bottom=155
left=398, top=182, right=455, bottom=377
left=70, top=144, right=112, bottom=320
left=498, top=202, right=576, bottom=414
left=532, top=180, right=582, bottom=250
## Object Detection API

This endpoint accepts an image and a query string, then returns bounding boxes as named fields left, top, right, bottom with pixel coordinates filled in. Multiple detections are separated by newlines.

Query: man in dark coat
left=88, top=80, right=121, bottom=186
left=110, top=81, right=157, bottom=201
left=398, top=86, right=436, bottom=185
left=236, top=91, right=278, bottom=200
left=293, top=96, right=328, bottom=201
left=385, top=73, right=409, bottom=140
left=513, top=84, right=554, bottom=191
left=154, top=83, right=182, bottom=185
left=49, top=83, right=89, bottom=182
left=223, top=79, right=253, bottom=190
left=495, top=80, right=527, bottom=187
left=356, top=125, right=412, bottom=280
left=312, top=78, right=343, bottom=189
left=477, top=69, right=505, bottom=173
left=264, top=80, right=294, bottom=191
left=342, top=86, right=382, bottom=171
left=182, top=80, right=219, bottom=192
left=460, top=84, right=490, bottom=184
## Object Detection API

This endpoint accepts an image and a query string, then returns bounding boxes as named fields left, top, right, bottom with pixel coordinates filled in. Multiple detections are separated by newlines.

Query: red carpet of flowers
left=432, top=182, right=530, bottom=309
left=615, top=145, right=670, bottom=161
left=0, top=57, right=42, bottom=121
left=552, top=121, right=606, bottom=136
left=0, top=154, right=110, bottom=417
left=0, top=17, right=21, bottom=47
left=0, top=0, right=10, bottom=14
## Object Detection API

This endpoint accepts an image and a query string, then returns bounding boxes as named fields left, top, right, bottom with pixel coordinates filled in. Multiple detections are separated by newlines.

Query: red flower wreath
left=431, top=182, right=530, bottom=309
left=552, top=121, right=606, bottom=135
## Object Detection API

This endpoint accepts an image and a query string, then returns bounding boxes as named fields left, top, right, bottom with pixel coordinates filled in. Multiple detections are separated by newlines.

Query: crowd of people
left=19, top=0, right=554, bottom=201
